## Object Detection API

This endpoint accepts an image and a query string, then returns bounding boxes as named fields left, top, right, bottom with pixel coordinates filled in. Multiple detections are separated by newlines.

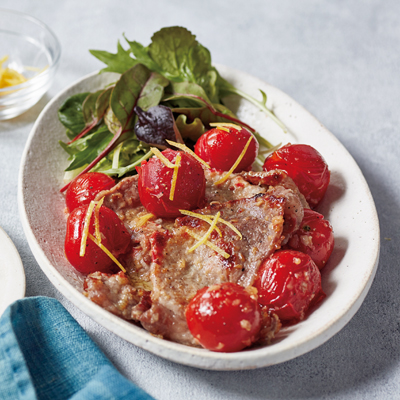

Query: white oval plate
left=18, top=66, right=380, bottom=370
left=0, top=226, right=26, bottom=317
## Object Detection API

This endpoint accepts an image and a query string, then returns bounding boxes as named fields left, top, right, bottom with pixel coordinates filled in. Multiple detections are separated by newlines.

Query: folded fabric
left=0, top=296, right=154, bottom=400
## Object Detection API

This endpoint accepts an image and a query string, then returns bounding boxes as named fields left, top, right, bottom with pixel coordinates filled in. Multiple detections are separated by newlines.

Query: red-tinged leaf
left=68, top=87, right=112, bottom=144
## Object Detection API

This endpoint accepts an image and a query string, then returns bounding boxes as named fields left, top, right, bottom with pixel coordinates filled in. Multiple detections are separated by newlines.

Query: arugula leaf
left=124, top=37, right=161, bottom=73
left=89, top=41, right=136, bottom=74
left=59, top=125, right=113, bottom=171
left=58, top=93, right=89, bottom=139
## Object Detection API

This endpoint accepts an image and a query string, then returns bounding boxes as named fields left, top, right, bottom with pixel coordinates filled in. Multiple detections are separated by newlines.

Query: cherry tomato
left=263, top=143, right=330, bottom=208
left=186, top=282, right=261, bottom=352
left=194, top=126, right=259, bottom=172
left=286, top=209, right=334, bottom=269
left=65, top=204, right=131, bottom=274
left=137, top=149, right=206, bottom=218
left=65, top=172, right=115, bottom=212
left=254, top=250, right=325, bottom=322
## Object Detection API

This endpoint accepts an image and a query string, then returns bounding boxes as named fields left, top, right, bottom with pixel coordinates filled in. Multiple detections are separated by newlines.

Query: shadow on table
left=0, top=94, right=51, bottom=132
left=174, top=158, right=399, bottom=399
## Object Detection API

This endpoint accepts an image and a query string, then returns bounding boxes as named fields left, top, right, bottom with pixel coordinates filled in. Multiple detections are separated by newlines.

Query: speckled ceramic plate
left=0, top=226, right=26, bottom=317
left=18, top=66, right=380, bottom=370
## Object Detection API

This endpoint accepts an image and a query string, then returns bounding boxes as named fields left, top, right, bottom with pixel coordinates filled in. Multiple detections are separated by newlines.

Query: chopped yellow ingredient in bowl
left=0, top=56, right=27, bottom=89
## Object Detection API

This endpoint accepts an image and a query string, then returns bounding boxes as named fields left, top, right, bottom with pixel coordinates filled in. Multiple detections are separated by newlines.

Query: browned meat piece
left=83, top=271, right=151, bottom=320
left=205, top=168, right=309, bottom=208
left=138, top=193, right=286, bottom=345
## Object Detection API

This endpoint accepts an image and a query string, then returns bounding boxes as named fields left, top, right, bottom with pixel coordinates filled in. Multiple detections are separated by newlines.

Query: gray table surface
left=1, top=0, right=399, bottom=399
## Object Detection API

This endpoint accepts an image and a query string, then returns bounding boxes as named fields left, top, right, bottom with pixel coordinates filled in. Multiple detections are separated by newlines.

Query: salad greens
left=58, top=26, right=285, bottom=190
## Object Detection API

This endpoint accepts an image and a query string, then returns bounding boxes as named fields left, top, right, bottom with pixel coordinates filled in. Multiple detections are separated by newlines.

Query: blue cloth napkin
left=0, top=296, right=154, bottom=400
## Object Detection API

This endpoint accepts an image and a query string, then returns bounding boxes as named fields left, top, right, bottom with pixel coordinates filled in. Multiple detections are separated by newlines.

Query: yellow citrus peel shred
left=88, top=233, right=126, bottom=273
left=209, top=215, right=242, bottom=239
left=179, top=209, right=241, bottom=239
left=214, top=136, right=254, bottom=185
left=150, top=147, right=176, bottom=168
left=188, top=211, right=221, bottom=253
left=0, top=55, right=27, bottom=90
left=136, top=213, right=155, bottom=228
left=169, top=153, right=181, bottom=201
left=166, top=140, right=211, bottom=169
left=179, top=209, right=222, bottom=236
left=80, top=200, right=97, bottom=257
left=210, top=122, right=242, bottom=131
left=94, top=197, right=104, bottom=242
left=186, top=229, right=230, bottom=259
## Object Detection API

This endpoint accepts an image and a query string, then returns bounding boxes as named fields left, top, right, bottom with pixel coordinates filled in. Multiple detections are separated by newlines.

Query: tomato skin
left=65, top=205, right=131, bottom=274
left=186, top=282, right=261, bottom=352
left=194, top=126, right=259, bottom=172
left=254, top=250, right=325, bottom=322
left=65, top=172, right=115, bottom=212
left=286, top=209, right=334, bottom=269
left=263, top=144, right=330, bottom=208
left=137, top=149, right=206, bottom=218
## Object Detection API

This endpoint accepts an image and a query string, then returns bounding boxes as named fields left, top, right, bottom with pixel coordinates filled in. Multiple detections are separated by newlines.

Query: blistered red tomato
left=65, top=172, right=115, bottom=212
left=65, top=204, right=131, bottom=274
left=186, top=282, right=261, bottom=352
left=254, top=250, right=325, bottom=322
left=194, top=126, right=258, bottom=172
left=263, top=143, right=330, bottom=208
left=286, top=209, right=334, bottom=269
left=137, top=149, right=206, bottom=218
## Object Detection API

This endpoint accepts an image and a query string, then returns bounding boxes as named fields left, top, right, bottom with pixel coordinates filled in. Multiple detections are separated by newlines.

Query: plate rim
left=18, top=67, right=380, bottom=370
left=0, top=225, right=26, bottom=316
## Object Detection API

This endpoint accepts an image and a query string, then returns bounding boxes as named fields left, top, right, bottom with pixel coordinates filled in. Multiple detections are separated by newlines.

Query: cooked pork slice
left=138, top=193, right=286, bottom=345
left=83, top=271, right=151, bottom=320
left=241, top=170, right=309, bottom=209
left=205, top=168, right=309, bottom=209
left=205, top=169, right=305, bottom=244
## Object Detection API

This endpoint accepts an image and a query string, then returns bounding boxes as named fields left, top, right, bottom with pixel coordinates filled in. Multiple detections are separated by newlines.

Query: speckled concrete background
left=1, top=0, right=399, bottom=399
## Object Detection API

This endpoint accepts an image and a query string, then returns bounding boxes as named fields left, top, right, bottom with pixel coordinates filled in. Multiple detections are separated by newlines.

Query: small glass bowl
left=0, top=9, right=61, bottom=120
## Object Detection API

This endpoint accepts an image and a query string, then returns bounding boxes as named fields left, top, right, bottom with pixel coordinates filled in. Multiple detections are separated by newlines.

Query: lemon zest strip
left=150, top=147, right=176, bottom=168
left=166, top=140, right=211, bottom=169
left=169, top=153, right=181, bottom=201
left=186, top=229, right=230, bottom=259
left=80, top=200, right=97, bottom=257
left=210, top=122, right=242, bottom=131
left=94, top=197, right=105, bottom=242
left=214, top=136, right=254, bottom=185
left=208, top=215, right=242, bottom=239
left=188, top=211, right=220, bottom=253
left=136, top=213, right=155, bottom=228
left=179, top=209, right=222, bottom=236
left=88, top=233, right=126, bottom=273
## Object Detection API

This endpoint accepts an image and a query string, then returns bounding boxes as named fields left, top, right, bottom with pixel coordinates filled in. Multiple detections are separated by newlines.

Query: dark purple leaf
left=134, top=105, right=182, bottom=147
